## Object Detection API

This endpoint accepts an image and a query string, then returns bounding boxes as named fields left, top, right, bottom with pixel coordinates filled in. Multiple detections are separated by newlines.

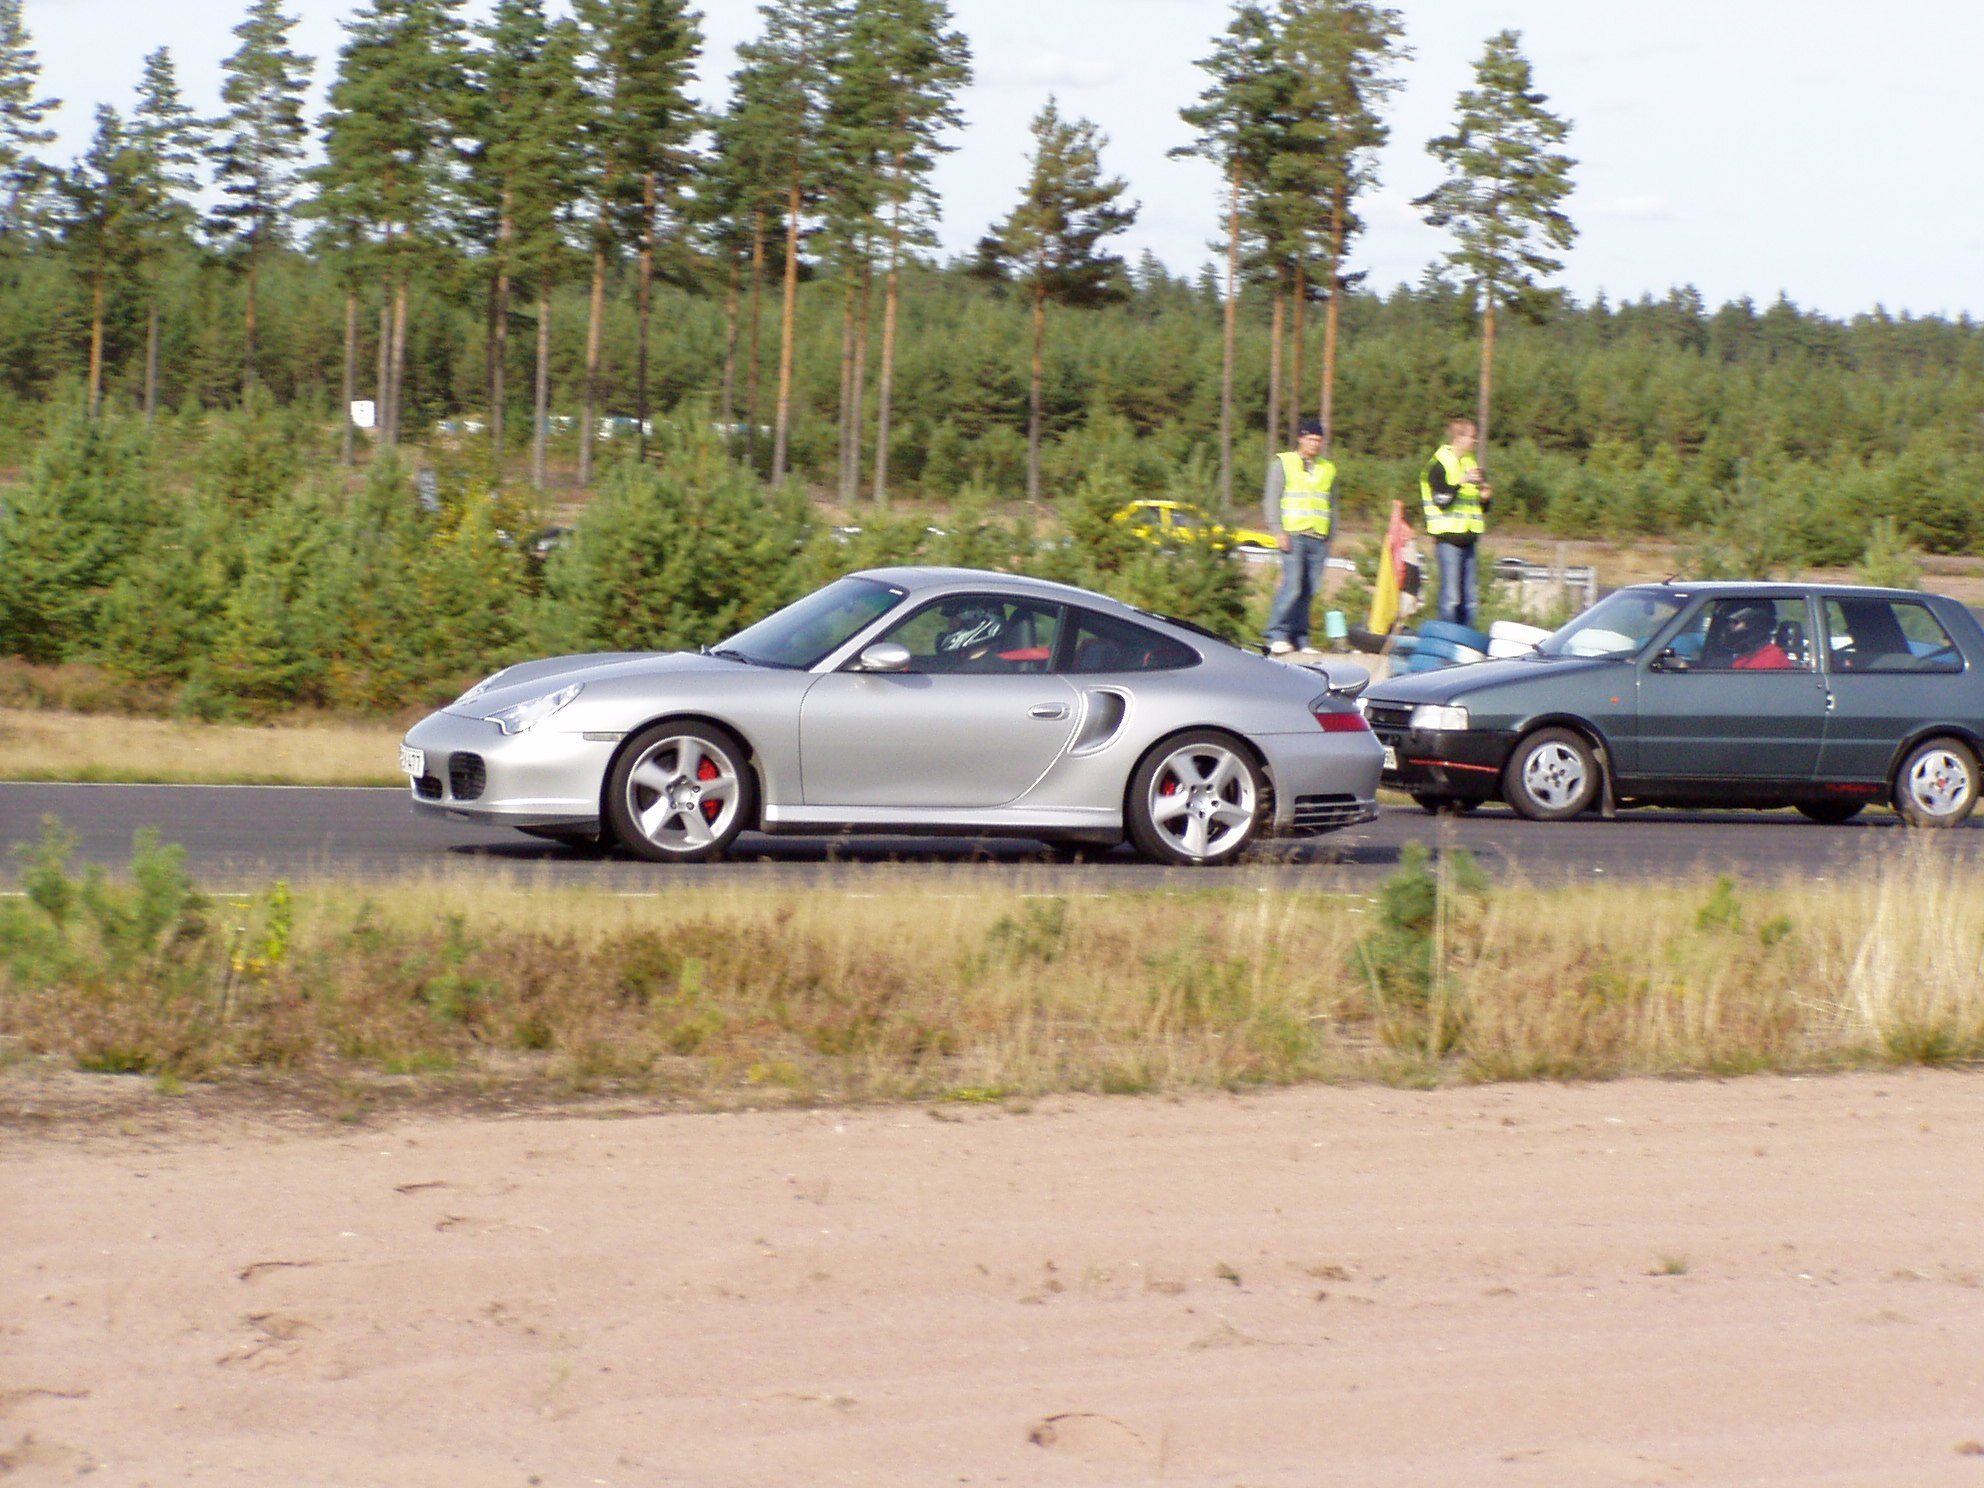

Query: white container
left=1489, top=620, right=1551, bottom=645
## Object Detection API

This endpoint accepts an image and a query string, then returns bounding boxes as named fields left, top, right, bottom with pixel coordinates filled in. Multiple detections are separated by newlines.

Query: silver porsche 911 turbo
left=400, top=567, right=1382, bottom=866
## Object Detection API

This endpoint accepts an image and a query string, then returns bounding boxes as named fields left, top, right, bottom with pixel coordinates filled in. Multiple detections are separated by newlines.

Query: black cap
left=1298, top=419, right=1325, bottom=437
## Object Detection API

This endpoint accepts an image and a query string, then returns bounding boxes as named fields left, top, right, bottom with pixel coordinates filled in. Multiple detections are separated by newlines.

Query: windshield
left=715, top=576, right=906, bottom=668
left=1537, top=589, right=1687, bottom=658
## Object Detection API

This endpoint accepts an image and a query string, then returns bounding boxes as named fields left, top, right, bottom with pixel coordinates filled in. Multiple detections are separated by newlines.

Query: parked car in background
left=1114, top=500, right=1278, bottom=555
left=403, top=567, right=1381, bottom=866
left=1361, top=582, right=1984, bottom=826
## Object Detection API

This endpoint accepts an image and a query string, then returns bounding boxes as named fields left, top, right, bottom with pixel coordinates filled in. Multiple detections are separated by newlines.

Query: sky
left=22, top=0, right=1984, bottom=320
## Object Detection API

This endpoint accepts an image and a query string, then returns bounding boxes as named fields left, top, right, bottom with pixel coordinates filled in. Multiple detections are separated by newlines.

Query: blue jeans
left=1435, top=539, right=1480, bottom=629
left=1265, top=532, right=1331, bottom=648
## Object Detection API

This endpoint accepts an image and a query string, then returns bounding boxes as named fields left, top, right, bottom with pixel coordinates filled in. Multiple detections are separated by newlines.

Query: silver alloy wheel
left=1144, top=739, right=1258, bottom=861
left=1902, top=745, right=1974, bottom=820
left=1520, top=739, right=1590, bottom=813
left=623, top=732, right=744, bottom=853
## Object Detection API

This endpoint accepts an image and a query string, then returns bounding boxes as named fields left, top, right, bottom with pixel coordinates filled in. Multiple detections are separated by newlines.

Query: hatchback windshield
left=1538, top=589, right=1687, bottom=658
left=715, top=576, right=906, bottom=668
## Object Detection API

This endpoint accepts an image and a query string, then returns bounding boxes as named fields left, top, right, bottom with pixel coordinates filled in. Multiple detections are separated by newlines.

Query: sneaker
left=1268, top=640, right=1295, bottom=656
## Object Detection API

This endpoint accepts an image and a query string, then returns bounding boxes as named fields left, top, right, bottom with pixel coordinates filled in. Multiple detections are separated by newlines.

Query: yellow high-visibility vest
left=1420, top=444, right=1485, bottom=537
left=1276, top=452, right=1336, bottom=536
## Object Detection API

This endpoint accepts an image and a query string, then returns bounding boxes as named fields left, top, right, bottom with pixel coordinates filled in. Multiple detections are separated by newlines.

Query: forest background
left=0, top=0, right=1977, bottom=723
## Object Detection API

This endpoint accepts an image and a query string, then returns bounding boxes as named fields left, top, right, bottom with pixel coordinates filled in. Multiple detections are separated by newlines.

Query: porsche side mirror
left=853, top=641, right=912, bottom=673
left=1652, top=648, right=1689, bottom=672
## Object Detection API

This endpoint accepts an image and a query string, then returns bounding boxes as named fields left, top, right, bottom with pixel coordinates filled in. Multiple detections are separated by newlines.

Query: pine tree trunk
left=1289, top=262, right=1307, bottom=446
left=492, top=194, right=514, bottom=462
left=1218, top=160, right=1240, bottom=508
left=242, top=230, right=260, bottom=400
left=87, top=262, right=106, bottom=419
left=375, top=287, right=391, bottom=458
left=772, top=179, right=802, bottom=483
left=340, top=287, right=358, bottom=467
left=870, top=192, right=906, bottom=509
left=532, top=268, right=553, bottom=491
left=1478, top=294, right=1496, bottom=454
left=636, top=170, right=656, bottom=459
left=579, top=239, right=607, bottom=488
left=1266, top=270, right=1285, bottom=466
left=719, top=257, right=741, bottom=436
left=834, top=273, right=857, bottom=502
left=745, top=211, right=765, bottom=465
left=1320, top=196, right=1346, bottom=454
left=1026, top=272, right=1046, bottom=504
left=388, top=272, right=410, bottom=447
left=846, top=259, right=872, bottom=503
left=144, top=299, right=161, bottom=426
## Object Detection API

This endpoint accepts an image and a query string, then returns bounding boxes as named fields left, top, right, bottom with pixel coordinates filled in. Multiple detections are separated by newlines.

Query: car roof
left=1620, top=580, right=1946, bottom=603
left=852, top=566, right=1138, bottom=611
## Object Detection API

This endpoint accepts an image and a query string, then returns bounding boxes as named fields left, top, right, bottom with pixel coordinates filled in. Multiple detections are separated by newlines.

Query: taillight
left=1312, top=709, right=1370, bottom=732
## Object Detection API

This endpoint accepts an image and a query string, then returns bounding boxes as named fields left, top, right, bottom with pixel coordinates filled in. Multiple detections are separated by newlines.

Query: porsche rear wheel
left=1126, top=730, right=1264, bottom=866
left=606, top=722, right=756, bottom=863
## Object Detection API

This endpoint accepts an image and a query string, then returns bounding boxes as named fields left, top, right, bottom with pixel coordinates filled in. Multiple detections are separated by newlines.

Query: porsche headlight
left=484, top=683, right=583, bottom=735
left=455, top=668, right=512, bottom=706
left=1410, top=703, right=1470, bottom=732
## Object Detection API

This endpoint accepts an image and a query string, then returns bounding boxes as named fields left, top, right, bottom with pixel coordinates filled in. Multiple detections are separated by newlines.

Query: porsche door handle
left=1029, top=703, right=1071, bottom=720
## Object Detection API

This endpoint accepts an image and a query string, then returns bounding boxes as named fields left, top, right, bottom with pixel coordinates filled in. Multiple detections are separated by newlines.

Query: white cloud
left=1599, top=195, right=1676, bottom=221
left=1014, top=51, right=1122, bottom=88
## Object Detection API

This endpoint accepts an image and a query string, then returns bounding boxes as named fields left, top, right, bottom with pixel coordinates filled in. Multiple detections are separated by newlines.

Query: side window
left=1666, top=598, right=1812, bottom=671
left=870, top=595, right=1062, bottom=674
left=1061, top=609, right=1199, bottom=674
left=1824, top=598, right=1963, bottom=673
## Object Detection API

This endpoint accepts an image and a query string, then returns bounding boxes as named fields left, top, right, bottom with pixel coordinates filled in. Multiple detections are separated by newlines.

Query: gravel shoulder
left=5, top=1069, right=1984, bottom=1486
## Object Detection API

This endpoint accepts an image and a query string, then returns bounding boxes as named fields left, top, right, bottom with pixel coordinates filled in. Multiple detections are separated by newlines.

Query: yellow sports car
left=1113, top=500, right=1278, bottom=553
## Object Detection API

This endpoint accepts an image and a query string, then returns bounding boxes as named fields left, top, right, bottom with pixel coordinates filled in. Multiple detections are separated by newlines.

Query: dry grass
left=0, top=708, right=405, bottom=786
left=3, top=832, right=1980, bottom=1106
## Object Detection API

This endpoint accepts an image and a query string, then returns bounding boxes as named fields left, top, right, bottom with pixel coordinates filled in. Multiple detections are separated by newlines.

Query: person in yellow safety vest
left=1262, top=419, right=1338, bottom=655
left=1420, top=416, right=1493, bottom=630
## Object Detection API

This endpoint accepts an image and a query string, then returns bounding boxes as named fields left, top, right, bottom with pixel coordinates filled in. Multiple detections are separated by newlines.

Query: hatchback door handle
left=1029, top=703, right=1070, bottom=720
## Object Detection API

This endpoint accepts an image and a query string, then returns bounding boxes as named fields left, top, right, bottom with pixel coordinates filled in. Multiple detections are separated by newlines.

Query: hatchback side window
left=1060, top=609, right=1199, bottom=673
left=1823, top=598, right=1963, bottom=673
left=1665, top=597, right=1812, bottom=671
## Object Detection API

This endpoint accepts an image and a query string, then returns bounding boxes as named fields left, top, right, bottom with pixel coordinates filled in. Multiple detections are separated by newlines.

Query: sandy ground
left=5, top=1071, right=1984, bottom=1487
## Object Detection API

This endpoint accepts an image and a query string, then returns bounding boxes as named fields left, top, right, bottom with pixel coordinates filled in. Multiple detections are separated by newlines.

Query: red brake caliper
left=698, top=756, right=722, bottom=821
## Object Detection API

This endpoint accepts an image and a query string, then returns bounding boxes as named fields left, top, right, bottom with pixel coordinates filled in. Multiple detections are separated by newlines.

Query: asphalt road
left=3, top=781, right=1977, bottom=892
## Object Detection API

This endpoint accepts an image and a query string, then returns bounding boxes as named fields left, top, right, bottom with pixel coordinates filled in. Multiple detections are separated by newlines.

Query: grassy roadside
left=0, top=708, right=406, bottom=786
left=2, top=822, right=1978, bottom=1113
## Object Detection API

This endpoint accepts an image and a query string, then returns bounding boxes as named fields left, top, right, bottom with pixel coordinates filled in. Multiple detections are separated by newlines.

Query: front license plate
left=1381, top=744, right=1398, bottom=771
left=400, top=745, right=425, bottom=778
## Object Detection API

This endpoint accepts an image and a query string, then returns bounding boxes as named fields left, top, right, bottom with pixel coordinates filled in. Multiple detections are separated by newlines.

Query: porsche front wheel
left=606, top=722, right=756, bottom=862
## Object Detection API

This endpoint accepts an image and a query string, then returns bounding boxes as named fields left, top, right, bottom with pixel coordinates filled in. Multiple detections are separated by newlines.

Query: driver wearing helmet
left=1716, top=601, right=1792, bottom=670
left=935, top=604, right=1008, bottom=669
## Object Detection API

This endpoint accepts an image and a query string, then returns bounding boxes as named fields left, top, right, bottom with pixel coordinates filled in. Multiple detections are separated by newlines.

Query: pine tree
left=311, top=0, right=470, bottom=450
left=129, top=49, right=207, bottom=424
left=0, top=0, right=55, bottom=246
left=486, top=14, right=589, bottom=490
left=834, top=0, right=968, bottom=507
left=572, top=0, right=702, bottom=478
left=1415, top=28, right=1575, bottom=450
left=53, top=107, right=146, bottom=417
left=209, top=0, right=314, bottom=399
left=1177, top=1, right=1280, bottom=504
left=987, top=98, right=1137, bottom=502
left=1276, top=0, right=1406, bottom=449
left=731, top=0, right=845, bottom=483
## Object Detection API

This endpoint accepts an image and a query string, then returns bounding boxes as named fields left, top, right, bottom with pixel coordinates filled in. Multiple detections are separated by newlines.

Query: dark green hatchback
left=1362, top=583, right=1984, bottom=826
